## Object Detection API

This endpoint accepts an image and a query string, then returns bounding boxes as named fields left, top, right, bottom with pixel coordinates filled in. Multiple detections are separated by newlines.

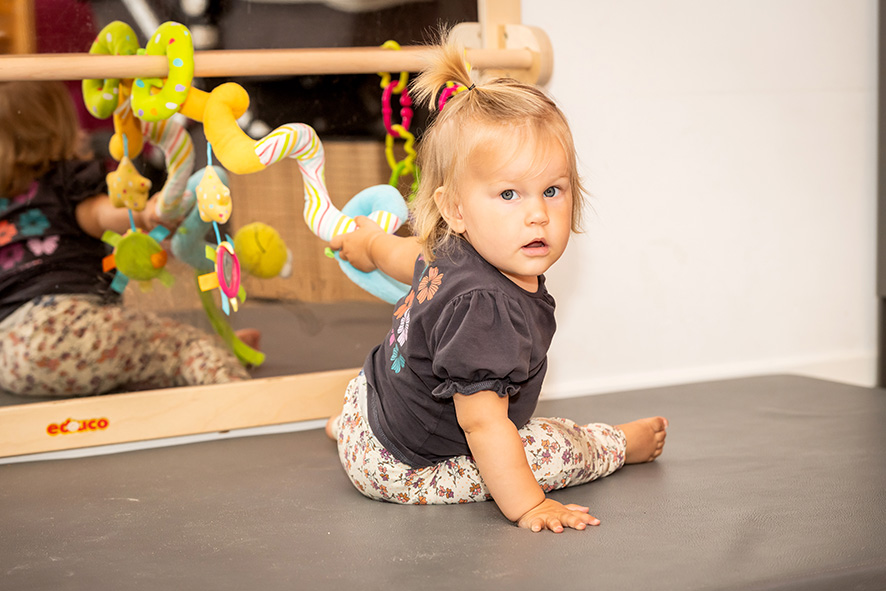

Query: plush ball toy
left=233, top=222, right=292, bottom=279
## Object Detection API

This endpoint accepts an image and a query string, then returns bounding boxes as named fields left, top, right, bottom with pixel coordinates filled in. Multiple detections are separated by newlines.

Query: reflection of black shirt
left=364, top=239, right=557, bottom=468
left=0, top=160, right=117, bottom=322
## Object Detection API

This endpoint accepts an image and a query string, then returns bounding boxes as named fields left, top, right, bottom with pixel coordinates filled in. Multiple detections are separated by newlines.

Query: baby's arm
left=328, top=215, right=421, bottom=285
left=75, top=193, right=167, bottom=239
left=454, top=390, right=601, bottom=533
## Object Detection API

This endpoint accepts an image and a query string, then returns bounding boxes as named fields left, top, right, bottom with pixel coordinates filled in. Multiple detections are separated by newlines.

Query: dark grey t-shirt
left=364, top=239, right=557, bottom=468
left=0, top=160, right=117, bottom=322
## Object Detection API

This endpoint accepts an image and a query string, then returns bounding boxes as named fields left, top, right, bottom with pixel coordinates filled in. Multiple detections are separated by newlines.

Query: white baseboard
left=541, top=350, right=878, bottom=400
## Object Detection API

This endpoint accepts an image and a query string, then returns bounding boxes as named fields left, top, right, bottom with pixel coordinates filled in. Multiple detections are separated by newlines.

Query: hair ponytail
left=411, top=37, right=475, bottom=113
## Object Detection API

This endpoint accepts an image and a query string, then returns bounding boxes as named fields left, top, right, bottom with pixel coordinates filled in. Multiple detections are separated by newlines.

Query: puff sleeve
left=430, top=289, right=533, bottom=400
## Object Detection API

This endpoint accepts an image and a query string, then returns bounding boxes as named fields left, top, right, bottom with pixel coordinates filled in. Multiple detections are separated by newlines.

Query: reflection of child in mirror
left=325, top=40, right=668, bottom=533
left=0, top=81, right=258, bottom=397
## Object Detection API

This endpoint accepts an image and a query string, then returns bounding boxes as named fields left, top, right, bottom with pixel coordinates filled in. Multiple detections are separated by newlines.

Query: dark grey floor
left=2, top=375, right=885, bottom=590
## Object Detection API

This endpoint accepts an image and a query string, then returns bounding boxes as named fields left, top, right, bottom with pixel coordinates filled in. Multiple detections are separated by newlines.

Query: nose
left=525, top=196, right=549, bottom=225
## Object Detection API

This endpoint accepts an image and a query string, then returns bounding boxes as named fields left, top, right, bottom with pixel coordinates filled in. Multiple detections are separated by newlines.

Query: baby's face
left=444, top=135, right=573, bottom=292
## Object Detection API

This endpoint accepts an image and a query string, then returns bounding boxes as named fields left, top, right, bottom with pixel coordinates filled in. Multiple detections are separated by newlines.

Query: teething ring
left=215, top=241, right=241, bottom=300
left=82, top=22, right=140, bottom=119
left=131, top=21, right=195, bottom=122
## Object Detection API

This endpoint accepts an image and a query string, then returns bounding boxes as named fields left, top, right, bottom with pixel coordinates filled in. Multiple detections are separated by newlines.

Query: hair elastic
left=438, top=83, right=475, bottom=110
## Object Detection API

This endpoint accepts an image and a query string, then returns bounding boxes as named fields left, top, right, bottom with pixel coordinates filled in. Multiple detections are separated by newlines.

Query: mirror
left=0, top=0, right=479, bottom=412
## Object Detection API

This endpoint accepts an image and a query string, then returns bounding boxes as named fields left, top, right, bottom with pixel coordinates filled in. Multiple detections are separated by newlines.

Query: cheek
left=550, top=201, right=573, bottom=225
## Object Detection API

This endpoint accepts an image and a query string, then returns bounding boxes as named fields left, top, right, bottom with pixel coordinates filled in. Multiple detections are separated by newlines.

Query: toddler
left=327, top=42, right=667, bottom=532
left=0, top=80, right=255, bottom=397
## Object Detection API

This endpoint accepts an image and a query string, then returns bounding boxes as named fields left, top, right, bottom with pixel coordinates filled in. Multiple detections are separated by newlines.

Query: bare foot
left=235, top=328, right=261, bottom=351
left=616, top=417, right=668, bottom=464
left=325, top=415, right=340, bottom=441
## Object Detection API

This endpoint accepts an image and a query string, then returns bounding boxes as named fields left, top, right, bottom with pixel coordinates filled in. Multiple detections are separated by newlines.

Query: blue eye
left=544, top=186, right=560, bottom=198
left=500, top=189, right=516, bottom=200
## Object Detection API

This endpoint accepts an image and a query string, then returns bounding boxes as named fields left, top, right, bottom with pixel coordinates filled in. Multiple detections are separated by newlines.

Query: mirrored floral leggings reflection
left=0, top=294, right=248, bottom=397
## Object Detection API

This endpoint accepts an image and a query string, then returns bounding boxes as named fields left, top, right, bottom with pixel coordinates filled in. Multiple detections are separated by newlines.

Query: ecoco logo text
left=46, top=417, right=110, bottom=436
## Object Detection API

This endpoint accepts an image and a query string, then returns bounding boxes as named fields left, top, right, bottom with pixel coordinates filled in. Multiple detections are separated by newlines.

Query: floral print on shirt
left=388, top=264, right=444, bottom=374
left=0, top=220, right=17, bottom=246
left=16, top=209, right=51, bottom=236
left=0, top=182, right=54, bottom=270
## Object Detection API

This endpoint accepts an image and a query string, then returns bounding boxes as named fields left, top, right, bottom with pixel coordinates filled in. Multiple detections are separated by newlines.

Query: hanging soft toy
left=169, top=167, right=276, bottom=367
left=102, top=226, right=173, bottom=293
left=172, top=168, right=292, bottom=280
left=169, top=166, right=223, bottom=273
left=195, top=164, right=233, bottom=223
left=100, top=130, right=175, bottom=293
left=233, top=222, right=292, bottom=279
left=106, top=152, right=152, bottom=211
left=191, top=145, right=245, bottom=316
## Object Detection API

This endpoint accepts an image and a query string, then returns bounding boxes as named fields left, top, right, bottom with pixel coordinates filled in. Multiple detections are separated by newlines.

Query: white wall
left=522, top=0, right=879, bottom=398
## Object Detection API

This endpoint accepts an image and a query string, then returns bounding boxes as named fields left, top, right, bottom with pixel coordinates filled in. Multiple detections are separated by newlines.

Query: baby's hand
left=135, top=193, right=179, bottom=234
left=516, top=498, right=601, bottom=533
left=329, top=215, right=384, bottom=273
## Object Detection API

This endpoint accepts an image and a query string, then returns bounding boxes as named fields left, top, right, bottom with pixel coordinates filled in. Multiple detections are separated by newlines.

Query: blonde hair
left=409, top=39, right=587, bottom=262
left=0, top=81, right=86, bottom=197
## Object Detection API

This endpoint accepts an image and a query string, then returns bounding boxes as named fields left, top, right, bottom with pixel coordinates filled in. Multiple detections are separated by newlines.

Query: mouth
left=522, top=238, right=549, bottom=253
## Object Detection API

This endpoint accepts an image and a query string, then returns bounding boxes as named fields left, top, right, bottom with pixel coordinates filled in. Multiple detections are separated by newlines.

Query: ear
left=434, top=186, right=466, bottom=234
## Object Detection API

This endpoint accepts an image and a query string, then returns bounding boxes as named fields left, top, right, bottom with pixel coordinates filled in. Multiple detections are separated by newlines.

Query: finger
left=547, top=518, right=564, bottom=533
left=565, top=509, right=600, bottom=526
left=563, top=504, right=590, bottom=513
left=354, top=215, right=382, bottom=231
left=570, top=519, right=587, bottom=531
left=568, top=512, right=596, bottom=529
left=530, top=517, right=545, bottom=533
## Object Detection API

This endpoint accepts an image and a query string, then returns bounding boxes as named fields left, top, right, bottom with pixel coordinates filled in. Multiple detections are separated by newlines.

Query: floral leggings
left=0, top=294, right=249, bottom=397
left=333, top=374, right=627, bottom=505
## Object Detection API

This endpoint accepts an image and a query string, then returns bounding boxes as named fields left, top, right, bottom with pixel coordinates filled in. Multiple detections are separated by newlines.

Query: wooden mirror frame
left=0, top=0, right=552, bottom=458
